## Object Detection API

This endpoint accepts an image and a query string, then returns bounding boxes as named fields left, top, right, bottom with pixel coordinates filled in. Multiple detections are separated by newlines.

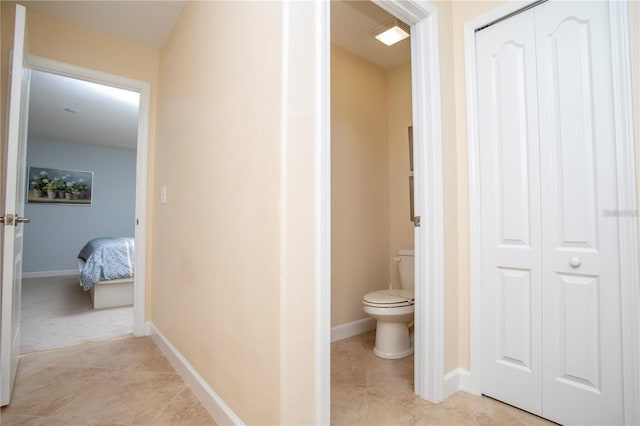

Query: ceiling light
left=370, top=18, right=410, bottom=47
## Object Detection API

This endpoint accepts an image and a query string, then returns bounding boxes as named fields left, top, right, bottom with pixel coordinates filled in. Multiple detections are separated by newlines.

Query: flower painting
left=27, top=167, right=93, bottom=205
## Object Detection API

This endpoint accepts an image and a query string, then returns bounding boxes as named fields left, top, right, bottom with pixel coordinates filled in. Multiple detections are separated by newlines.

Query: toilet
left=362, top=249, right=414, bottom=359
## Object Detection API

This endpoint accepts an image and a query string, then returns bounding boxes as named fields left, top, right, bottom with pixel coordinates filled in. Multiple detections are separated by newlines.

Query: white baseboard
left=149, top=323, right=243, bottom=425
left=444, top=368, right=470, bottom=398
left=331, top=318, right=376, bottom=343
left=23, top=269, right=78, bottom=279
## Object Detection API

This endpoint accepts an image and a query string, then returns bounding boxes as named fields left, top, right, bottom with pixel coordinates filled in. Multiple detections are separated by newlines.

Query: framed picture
left=27, top=166, right=93, bottom=205
left=408, top=125, right=414, bottom=172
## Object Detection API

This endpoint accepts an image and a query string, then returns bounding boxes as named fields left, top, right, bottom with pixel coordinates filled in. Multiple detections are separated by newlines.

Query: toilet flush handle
left=393, top=256, right=401, bottom=262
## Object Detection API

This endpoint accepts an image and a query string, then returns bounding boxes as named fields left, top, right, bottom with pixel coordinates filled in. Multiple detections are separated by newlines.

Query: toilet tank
left=397, top=249, right=415, bottom=290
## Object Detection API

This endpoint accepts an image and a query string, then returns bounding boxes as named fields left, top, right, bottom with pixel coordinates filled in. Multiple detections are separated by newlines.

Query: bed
left=77, top=237, right=135, bottom=309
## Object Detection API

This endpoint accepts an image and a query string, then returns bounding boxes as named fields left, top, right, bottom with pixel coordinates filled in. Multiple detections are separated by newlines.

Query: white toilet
left=362, top=249, right=414, bottom=359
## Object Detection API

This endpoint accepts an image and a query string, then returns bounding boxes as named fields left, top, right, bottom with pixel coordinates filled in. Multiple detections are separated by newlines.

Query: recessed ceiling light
left=370, top=18, right=410, bottom=47
left=64, top=108, right=78, bottom=113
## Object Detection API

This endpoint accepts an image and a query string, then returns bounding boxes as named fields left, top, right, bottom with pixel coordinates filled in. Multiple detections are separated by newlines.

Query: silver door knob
left=569, top=257, right=581, bottom=267
left=16, top=216, right=30, bottom=224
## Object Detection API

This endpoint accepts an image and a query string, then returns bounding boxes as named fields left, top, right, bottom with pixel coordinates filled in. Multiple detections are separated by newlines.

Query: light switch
left=160, top=186, right=167, bottom=204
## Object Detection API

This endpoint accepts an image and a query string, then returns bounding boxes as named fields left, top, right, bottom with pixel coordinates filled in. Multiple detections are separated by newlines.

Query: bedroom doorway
left=19, top=56, right=150, bottom=353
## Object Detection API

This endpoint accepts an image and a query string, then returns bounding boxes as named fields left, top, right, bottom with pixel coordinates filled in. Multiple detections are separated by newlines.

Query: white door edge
left=25, top=55, right=150, bottom=338
left=372, top=0, right=445, bottom=403
left=465, top=1, right=640, bottom=423
left=1, top=3, right=28, bottom=406
left=608, top=1, right=640, bottom=423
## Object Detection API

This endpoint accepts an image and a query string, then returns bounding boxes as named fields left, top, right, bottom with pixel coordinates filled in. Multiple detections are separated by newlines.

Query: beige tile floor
left=1, top=336, right=217, bottom=426
left=332, top=331, right=555, bottom=426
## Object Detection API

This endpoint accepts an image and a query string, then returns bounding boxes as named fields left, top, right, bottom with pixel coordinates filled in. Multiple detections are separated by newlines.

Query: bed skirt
left=77, top=259, right=134, bottom=309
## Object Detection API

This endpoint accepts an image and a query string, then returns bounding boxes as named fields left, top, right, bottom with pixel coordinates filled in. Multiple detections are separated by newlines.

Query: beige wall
left=154, top=3, right=322, bottom=422
left=154, top=2, right=283, bottom=423
left=331, top=44, right=415, bottom=327
left=433, top=0, right=463, bottom=373
left=0, top=1, right=15, bottom=214
left=331, top=44, right=390, bottom=326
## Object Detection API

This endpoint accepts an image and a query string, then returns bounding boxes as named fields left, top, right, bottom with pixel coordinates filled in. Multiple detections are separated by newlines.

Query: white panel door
left=476, top=7, right=542, bottom=415
left=1, top=4, right=30, bottom=407
left=535, top=1, right=623, bottom=424
left=477, top=1, right=624, bottom=424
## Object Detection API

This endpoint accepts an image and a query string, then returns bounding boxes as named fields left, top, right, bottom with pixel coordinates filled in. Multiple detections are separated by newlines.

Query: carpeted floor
left=20, top=275, right=133, bottom=353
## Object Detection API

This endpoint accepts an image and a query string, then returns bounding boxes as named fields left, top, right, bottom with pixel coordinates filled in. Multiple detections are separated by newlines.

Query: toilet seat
left=362, top=289, right=414, bottom=308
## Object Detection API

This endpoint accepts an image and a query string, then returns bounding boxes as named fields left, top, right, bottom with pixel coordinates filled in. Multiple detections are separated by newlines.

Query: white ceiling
left=22, top=0, right=409, bottom=150
left=28, top=70, right=140, bottom=150
left=331, top=1, right=411, bottom=70
left=21, top=0, right=186, bottom=49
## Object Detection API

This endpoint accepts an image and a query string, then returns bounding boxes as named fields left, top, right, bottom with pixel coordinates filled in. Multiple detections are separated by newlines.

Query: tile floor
left=1, top=336, right=216, bottom=426
left=2, top=330, right=556, bottom=425
left=331, top=331, right=554, bottom=425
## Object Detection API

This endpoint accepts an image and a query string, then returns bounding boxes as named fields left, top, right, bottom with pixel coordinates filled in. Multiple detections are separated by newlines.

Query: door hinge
left=413, top=216, right=421, bottom=227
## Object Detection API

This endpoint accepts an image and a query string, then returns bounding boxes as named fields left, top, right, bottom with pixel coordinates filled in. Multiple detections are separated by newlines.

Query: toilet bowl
left=362, top=249, right=414, bottom=359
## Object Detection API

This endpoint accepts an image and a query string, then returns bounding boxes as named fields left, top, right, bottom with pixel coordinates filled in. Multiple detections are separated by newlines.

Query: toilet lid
left=363, top=289, right=414, bottom=307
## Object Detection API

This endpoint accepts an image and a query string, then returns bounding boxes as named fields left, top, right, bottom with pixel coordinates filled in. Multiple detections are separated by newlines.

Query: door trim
left=465, top=1, right=640, bottom=423
left=371, top=0, right=446, bottom=403
left=26, top=55, right=150, bottom=338
left=609, top=2, right=640, bottom=423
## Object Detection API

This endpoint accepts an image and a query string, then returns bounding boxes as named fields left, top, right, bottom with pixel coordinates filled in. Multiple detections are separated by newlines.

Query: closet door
left=536, top=1, right=623, bottom=424
left=477, top=1, right=624, bottom=424
left=476, top=7, right=543, bottom=416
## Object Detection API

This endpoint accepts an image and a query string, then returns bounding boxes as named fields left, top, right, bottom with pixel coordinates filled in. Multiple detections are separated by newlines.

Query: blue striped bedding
left=78, top=237, right=134, bottom=290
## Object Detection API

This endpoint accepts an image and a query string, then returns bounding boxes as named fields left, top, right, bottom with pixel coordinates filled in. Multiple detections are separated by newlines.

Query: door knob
left=569, top=257, right=581, bottom=268
left=1, top=215, right=29, bottom=226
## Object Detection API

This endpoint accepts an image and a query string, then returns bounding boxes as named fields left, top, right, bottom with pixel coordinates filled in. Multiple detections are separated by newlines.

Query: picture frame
left=27, top=166, right=93, bottom=205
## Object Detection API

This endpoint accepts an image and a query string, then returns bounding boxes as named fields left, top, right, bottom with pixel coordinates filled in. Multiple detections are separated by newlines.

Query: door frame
left=372, top=0, right=446, bottom=403
left=464, top=1, right=640, bottom=423
left=26, top=55, right=150, bottom=337
left=317, top=0, right=445, bottom=417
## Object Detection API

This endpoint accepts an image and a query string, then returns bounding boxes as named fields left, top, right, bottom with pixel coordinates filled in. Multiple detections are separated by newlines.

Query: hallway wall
left=153, top=2, right=324, bottom=423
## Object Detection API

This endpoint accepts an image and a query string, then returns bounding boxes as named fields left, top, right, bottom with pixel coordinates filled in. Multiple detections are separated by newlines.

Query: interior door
left=1, top=3, right=30, bottom=407
left=476, top=7, right=543, bottom=415
left=535, top=2, right=623, bottom=424
left=477, top=1, right=624, bottom=424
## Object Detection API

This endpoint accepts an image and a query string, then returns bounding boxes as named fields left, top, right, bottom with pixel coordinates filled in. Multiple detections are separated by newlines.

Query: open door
left=1, top=4, right=30, bottom=406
